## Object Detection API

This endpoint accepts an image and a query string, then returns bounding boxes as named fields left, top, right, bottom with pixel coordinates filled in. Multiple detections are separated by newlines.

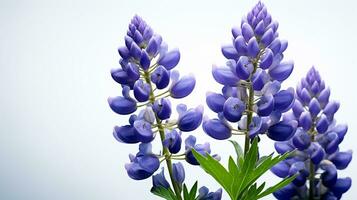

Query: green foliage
left=151, top=181, right=199, bottom=200
left=151, top=186, right=177, bottom=200
left=192, top=138, right=297, bottom=200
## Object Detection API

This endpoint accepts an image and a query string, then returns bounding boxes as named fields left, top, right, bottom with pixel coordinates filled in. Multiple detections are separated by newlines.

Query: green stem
left=143, top=71, right=182, bottom=200
left=244, top=61, right=258, bottom=155
left=309, top=126, right=316, bottom=200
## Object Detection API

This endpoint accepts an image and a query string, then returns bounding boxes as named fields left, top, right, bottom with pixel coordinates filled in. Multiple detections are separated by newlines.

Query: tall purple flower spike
left=272, top=67, right=352, bottom=199
left=204, top=2, right=296, bottom=154
left=109, top=15, right=220, bottom=199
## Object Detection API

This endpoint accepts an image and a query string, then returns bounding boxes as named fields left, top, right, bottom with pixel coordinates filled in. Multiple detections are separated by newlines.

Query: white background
left=0, top=0, right=356, bottom=199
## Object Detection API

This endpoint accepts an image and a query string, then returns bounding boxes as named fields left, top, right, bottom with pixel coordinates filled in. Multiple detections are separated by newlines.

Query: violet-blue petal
left=257, top=94, right=274, bottom=116
left=178, top=105, right=203, bottom=132
left=247, top=37, right=260, bottom=57
left=206, top=92, right=226, bottom=113
left=241, top=23, right=254, bottom=42
left=309, top=98, right=321, bottom=117
left=330, top=151, right=353, bottom=170
left=158, top=49, right=180, bottom=70
left=273, top=88, right=295, bottom=112
left=261, top=28, right=274, bottom=46
left=151, top=65, right=170, bottom=89
left=108, top=96, right=137, bottom=115
left=172, top=162, right=185, bottom=185
left=260, top=48, right=274, bottom=69
left=221, top=45, right=239, bottom=59
left=130, top=42, right=142, bottom=60
left=170, top=74, right=196, bottom=99
left=134, top=120, right=154, bottom=143
left=234, top=36, right=247, bottom=55
left=235, top=56, right=251, bottom=80
left=163, top=130, right=182, bottom=154
left=292, top=129, right=311, bottom=150
left=133, top=79, right=150, bottom=102
left=203, top=118, right=232, bottom=140
left=212, top=65, right=239, bottom=86
left=269, top=61, right=294, bottom=81
left=140, top=50, right=150, bottom=70
left=113, top=125, right=140, bottom=144
left=152, top=168, right=170, bottom=189
left=316, top=114, right=329, bottom=133
left=153, top=98, right=172, bottom=120
left=223, top=97, right=245, bottom=122
left=299, top=111, right=312, bottom=131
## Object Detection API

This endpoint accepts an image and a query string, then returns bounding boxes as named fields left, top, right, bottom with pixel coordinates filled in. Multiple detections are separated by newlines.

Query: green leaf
left=183, top=184, right=189, bottom=200
left=151, top=186, right=177, bottom=200
left=192, top=149, right=234, bottom=199
left=257, top=174, right=297, bottom=199
left=188, top=181, right=198, bottom=200
left=229, top=140, right=244, bottom=161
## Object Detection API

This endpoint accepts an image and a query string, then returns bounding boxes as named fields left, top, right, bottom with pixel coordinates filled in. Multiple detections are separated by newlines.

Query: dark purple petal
left=267, top=121, right=297, bottom=141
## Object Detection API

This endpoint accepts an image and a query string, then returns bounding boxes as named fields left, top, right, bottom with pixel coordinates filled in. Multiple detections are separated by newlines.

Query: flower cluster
left=203, top=2, right=297, bottom=144
left=271, top=67, right=352, bottom=199
left=109, top=15, right=220, bottom=199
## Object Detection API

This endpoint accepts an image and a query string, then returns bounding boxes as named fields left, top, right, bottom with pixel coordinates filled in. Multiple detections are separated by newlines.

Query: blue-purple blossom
left=272, top=67, right=352, bottom=199
left=172, top=162, right=185, bottom=186
left=185, top=135, right=220, bottom=165
left=204, top=2, right=296, bottom=143
left=197, top=186, right=223, bottom=200
left=125, top=143, right=160, bottom=180
left=152, top=168, right=170, bottom=189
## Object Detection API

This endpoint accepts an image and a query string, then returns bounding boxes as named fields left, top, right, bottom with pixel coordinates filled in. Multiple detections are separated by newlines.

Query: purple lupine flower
left=125, top=143, right=160, bottom=180
left=271, top=67, right=352, bottom=199
left=185, top=135, right=220, bottom=165
left=109, top=15, right=220, bottom=198
left=172, top=162, right=185, bottom=186
left=196, top=186, right=223, bottom=200
left=152, top=168, right=170, bottom=189
left=204, top=2, right=296, bottom=143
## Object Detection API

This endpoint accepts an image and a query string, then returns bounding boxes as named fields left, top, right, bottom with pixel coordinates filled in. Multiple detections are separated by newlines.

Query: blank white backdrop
left=0, top=0, right=356, bottom=199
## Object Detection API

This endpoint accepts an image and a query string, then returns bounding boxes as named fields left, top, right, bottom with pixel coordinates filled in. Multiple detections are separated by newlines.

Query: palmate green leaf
left=192, top=149, right=235, bottom=199
left=151, top=186, right=177, bottom=200
left=193, top=138, right=297, bottom=200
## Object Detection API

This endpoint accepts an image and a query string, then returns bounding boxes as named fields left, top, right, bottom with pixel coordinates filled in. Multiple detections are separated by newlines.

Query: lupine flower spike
left=192, top=2, right=299, bottom=200
left=109, top=15, right=220, bottom=200
left=204, top=1, right=296, bottom=153
left=272, top=67, right=352, bottom=199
